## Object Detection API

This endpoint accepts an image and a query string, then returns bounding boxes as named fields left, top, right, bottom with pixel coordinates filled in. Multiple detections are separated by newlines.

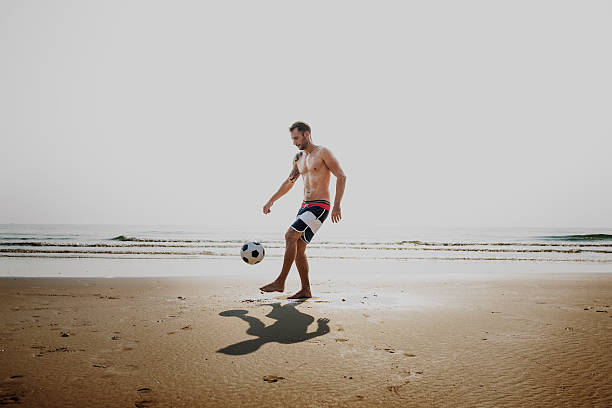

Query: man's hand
left=331, top=205, right=342, bottom=223
left=263, top=201, right=273, bottom=214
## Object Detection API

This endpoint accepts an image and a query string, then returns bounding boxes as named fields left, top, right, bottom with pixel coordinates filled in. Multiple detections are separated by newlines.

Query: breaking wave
left=110, top=235, right=244, bottom=244
left=539, top=234, right=612, bottom=241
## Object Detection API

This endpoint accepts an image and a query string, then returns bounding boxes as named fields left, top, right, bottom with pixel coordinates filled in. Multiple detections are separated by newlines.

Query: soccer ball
left=240, top=241, right=265, bottom=265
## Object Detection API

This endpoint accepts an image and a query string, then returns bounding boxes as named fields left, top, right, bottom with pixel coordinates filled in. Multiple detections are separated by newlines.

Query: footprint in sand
left=1, top=376, right=25, bottom=405
left=263, top=375, right=285, bottom=383
left=374, top=346, right=396, bottom=353
left=0, top=388, right=21, bottom=405
left=387, top=385, right=401, bottom=394
left=387, top=380, right=410, bottom=395
left=47, top=347, right=76, bottom=353
left=135, top=386, right=155, bottom=407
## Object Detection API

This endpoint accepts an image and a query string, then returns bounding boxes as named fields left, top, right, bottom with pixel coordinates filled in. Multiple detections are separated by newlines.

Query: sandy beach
left=3, top=0, right=611, bottom=405
left=0, top=258, right=611, bottom=407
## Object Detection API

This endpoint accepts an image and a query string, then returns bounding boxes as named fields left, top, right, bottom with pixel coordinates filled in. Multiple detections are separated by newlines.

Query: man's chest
left=298, top=153, right=326, bottom=175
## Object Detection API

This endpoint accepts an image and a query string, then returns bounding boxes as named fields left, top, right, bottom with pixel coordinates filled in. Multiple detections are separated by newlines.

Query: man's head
left=289, top=121, right=311, bottom=150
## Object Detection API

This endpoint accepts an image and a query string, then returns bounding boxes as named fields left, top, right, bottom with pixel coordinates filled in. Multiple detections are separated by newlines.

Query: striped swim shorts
left=290, top=200, right=330, bottom=244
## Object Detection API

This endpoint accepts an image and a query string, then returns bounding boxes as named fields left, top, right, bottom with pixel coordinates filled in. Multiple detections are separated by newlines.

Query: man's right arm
left=263, top=154, right=301, bottom=214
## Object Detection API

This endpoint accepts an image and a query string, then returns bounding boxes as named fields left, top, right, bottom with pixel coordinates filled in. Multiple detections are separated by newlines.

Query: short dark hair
left=289, top=121, right=311, bottom=135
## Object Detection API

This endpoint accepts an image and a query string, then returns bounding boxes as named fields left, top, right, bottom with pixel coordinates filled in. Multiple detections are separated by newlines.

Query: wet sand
left=1, top=259, right=611, bottom=407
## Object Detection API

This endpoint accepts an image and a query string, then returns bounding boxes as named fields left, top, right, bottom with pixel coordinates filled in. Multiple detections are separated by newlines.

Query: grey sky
left=1, top=0, right=610, bottom=229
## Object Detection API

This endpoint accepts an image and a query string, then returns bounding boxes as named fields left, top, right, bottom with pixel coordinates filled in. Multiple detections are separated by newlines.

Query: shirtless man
left=260, top=121, right=347, bottom=299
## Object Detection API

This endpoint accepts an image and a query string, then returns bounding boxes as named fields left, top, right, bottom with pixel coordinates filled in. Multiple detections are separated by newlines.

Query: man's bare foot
left=259, top=281, right=284, bottom=293
left=288, top=288, right=312, bottom=299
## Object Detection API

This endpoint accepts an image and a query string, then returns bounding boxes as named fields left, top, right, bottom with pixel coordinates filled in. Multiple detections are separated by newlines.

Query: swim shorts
left=290, top=200, right=330, bottom=244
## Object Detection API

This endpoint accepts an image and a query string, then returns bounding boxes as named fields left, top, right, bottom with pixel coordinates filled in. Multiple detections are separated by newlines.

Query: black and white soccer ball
left=240, top=241, right=265, bottom=265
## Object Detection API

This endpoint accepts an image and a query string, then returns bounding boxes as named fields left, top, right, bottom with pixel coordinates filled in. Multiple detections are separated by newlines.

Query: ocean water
left=1, top=224, right=611, bottom=264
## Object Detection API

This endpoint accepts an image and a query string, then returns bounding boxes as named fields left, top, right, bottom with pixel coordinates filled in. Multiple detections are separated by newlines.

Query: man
left=260, top=121, right=347, bottom=299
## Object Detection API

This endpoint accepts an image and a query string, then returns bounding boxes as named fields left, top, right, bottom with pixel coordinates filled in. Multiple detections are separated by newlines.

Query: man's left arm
left=321, top=148, right=347, bottom=223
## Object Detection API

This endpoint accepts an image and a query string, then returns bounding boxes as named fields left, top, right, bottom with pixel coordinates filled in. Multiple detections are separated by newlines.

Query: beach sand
left=1, top=258, right=611, bottom=407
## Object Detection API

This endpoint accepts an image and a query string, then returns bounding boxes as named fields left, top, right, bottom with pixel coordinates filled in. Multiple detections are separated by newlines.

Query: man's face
left=290, top=129, right=308, bottom=150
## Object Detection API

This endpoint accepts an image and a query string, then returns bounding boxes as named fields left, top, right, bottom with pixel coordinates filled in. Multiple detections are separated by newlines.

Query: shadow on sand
left=216, top=301, right=330, bottom=355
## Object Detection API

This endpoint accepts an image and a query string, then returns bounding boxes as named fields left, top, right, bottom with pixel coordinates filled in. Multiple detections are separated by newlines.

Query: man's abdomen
left=302, top=173, right=331, bottom=202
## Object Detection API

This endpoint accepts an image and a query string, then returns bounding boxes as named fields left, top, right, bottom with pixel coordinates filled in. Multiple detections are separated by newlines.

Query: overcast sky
left=1, top=0, right=610, bottom=230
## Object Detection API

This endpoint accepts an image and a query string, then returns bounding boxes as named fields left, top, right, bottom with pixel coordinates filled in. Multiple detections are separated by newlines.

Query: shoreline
left=1, top=256, right=611, bottom=279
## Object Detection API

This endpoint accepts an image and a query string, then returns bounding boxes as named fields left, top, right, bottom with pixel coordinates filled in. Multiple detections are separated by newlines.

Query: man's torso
left=296, top=147, right=331, bottom=202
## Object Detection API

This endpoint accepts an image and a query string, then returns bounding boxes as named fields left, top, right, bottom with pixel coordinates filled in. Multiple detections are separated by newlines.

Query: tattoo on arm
left=289, top=167, right=299, bottom=183
left=289, top=152, right=302, bottom=183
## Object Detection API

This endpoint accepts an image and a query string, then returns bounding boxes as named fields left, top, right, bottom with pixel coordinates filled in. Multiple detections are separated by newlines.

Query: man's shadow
left=216, top=301, right=330, bottom=355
